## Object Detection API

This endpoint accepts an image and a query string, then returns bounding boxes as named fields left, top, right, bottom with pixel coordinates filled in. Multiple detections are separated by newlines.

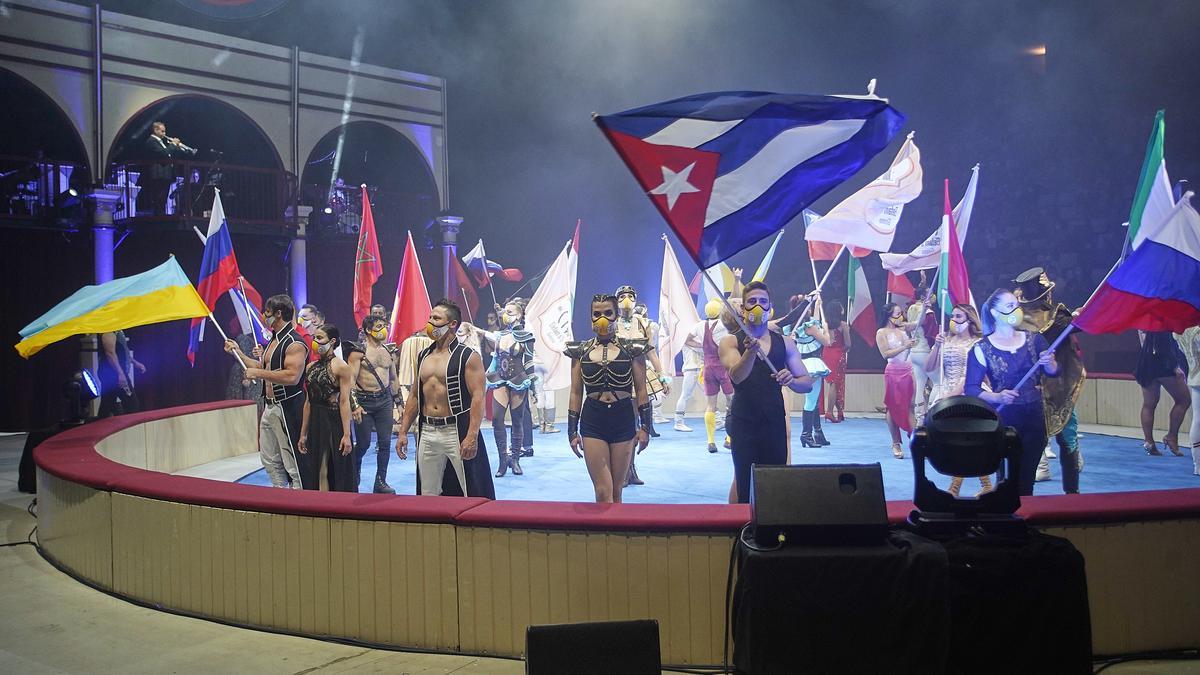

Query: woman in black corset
left=718, top=281, right=814, bottom=504
left=565, top=294, right=652, bottom=503
left=298, top=324, right=356, bottom=491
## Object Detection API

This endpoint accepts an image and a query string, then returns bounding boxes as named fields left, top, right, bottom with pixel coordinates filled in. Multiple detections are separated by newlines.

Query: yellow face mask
left=592, top=316, right=611, bottom=336
left=618, top=297, right=635, bottom=311
left=746, top=305, right=767, bottom=325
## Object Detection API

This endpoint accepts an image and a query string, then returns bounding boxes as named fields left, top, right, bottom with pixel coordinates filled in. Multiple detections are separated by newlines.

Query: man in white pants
left=673, top=317, right=707, bottom=431
left=397, top=299, right=495, bottom=498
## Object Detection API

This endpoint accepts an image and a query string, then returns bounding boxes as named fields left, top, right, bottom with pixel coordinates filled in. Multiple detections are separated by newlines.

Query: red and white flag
left=804, top=133, right=923, bottom=253
left=881, top=164, right=979, bottom=274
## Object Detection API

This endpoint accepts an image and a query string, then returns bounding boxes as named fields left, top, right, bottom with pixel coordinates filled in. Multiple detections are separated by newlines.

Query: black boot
left=494, top=430, right=509, bottom=478
left=812, top=411, right=831, bottom=446
left=509, top=406, right=525, bottom=476
left=626, top=457, right=644, bottom=486
left=373, top=449, right=396, bottom=494
left=800, top=410, right=817, bottom=448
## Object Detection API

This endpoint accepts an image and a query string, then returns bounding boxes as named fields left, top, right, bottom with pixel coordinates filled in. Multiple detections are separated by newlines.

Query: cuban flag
left=1074, top=177, right=1200, bottom=334
left=187, top=189, right=244, bottom=364
left=595, top=89, right=905, bottom=267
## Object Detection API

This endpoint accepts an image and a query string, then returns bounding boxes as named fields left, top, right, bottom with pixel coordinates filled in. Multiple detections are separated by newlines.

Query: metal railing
left=110, top=160, right=298, bottom=232
left=0, top=154, right=88, bottom=225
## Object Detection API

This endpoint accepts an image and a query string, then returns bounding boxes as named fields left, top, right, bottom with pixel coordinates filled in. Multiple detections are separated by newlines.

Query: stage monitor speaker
left=750, top=463, right=888, bottom=547
left=525, top=619, right=660, bottom=675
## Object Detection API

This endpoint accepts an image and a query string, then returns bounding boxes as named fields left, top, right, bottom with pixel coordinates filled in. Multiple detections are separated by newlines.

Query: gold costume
left=929, top=334, right=980, bottom=405
left=1015, top=269, right=1086, bottom=437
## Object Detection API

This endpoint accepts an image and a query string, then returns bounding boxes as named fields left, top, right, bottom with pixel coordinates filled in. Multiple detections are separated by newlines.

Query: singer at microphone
left=141, top=120, right=196, bottom=216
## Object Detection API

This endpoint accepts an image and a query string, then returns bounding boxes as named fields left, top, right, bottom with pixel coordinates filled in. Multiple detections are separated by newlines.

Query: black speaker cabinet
left=525, top=619, right=660, bottom=675
left=750, top=463, right=888, bottom=546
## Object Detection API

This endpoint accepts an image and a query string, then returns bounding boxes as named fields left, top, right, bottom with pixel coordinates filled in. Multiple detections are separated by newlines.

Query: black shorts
left=580, top=396, right=637, bottom=443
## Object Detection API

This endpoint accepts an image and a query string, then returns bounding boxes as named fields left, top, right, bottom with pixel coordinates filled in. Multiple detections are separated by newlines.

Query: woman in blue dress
left=965, top=289, right=1060, bottom=496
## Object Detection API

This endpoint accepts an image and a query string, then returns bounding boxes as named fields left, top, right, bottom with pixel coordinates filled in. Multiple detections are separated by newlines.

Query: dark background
left=4, top=0, right=1199, bottom=429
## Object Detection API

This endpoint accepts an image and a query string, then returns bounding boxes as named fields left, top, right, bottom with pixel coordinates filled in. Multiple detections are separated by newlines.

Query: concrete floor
left=2, top=433, right=1197, bottom=674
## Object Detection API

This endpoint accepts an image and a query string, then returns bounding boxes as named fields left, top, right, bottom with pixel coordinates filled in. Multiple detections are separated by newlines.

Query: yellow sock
left=705, top=411, right=717, bottom=444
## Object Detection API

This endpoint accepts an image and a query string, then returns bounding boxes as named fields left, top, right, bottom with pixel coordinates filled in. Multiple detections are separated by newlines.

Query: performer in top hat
left=614, top=285, right=670, bottom=486
left=1013, top=266, right=1083, bottom=494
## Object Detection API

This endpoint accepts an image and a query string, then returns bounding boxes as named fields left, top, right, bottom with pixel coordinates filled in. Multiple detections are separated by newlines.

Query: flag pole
left=236, top=276, right=265, bottom=345
left=461, top=288, right=474, bottom=322
left=698, top=265, right=784, bottom=375
left=208, top=312, right=247, bottom=371
left=998, top=253, right=1123, bottom=408
left=790, top=245, right=846, bottom=334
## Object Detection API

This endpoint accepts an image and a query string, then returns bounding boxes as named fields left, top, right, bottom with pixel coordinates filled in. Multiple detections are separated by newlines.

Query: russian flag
left=1074, top=178, right=1200, bottom=334
left=187, top=189, right=244, bottom=363
left=595, top=89, right=905, bottom=267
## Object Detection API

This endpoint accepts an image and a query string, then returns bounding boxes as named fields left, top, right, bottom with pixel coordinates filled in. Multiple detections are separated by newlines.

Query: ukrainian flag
left=16, top=256, right=210, bottom=358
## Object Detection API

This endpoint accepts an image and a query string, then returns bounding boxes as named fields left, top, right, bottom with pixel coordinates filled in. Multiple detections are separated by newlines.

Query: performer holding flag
left=597, top=85, right=904, bottom=502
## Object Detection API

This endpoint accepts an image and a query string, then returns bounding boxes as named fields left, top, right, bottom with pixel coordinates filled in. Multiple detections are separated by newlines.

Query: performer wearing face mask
left=876, top=302, right=919, bottom=459
left=614, top=286, right=670, bottom=486
left=225, top=294, right=309, bottom=489
left=565, top=294, right=652, bottom=503
left=1013, top=267, right=1085, bottom=491
left=298, top=324, right=356, bottom=491
left=397, top=300, right=495, bottom=498
left=926, top=303, right=992, bottom=497
left=965, top=289, right=1059, bottom=496
left=789, top=294, right=833, bottom=448
left=350, top=315, right=399, bottom=493
left=487, top=298, right=535, bottom=477
left=718, top=281, right=814, bottom=504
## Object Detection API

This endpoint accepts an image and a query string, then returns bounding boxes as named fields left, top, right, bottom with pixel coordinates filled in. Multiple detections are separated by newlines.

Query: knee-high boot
left=493, top=409, right=509, bottom=478
left=508, top=403, right=525, bottom=476
left=812, top=410, right=831, bottom=446
left=625, top=456, right=644, bottom=486
left=800, top=410, right=816, bottom=448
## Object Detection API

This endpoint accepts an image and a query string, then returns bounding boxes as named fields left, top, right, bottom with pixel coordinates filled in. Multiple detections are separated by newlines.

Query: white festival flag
left=525, top=240, right=576, bottom=391
left=881, top=164, right=980, bottom=274
left=658, top=236, right=702, bottom=371
left=803, top=132, right=923, bottom=252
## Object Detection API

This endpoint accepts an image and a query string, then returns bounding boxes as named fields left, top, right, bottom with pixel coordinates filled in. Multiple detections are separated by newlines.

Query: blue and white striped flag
left=595, top=89, right=905, bottom=267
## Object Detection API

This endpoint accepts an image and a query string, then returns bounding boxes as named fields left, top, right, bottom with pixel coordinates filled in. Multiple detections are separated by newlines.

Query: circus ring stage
left=33, top=376, right=1200, bottom=667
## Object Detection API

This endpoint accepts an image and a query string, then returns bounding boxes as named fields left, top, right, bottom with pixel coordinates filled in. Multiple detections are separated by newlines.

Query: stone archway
left=300, top=121, right=439, bottom=239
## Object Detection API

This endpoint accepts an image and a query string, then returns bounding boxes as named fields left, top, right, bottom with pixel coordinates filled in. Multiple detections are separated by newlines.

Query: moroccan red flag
left=352, top=185, right=383, bottom=326
left=886, top=270, right=916, bottom=302
left=389, top=231, right=432, bottom=341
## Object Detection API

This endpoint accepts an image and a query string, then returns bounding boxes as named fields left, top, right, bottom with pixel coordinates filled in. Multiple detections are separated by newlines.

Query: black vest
left=265, top=322, right=308, bottom=402
left=415, top=338, right=474, bottom=422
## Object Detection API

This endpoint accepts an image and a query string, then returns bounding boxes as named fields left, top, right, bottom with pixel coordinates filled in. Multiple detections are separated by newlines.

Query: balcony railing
left=0, top=154, right=87, bottom=227
left=109, top=160, right=298, bottom=234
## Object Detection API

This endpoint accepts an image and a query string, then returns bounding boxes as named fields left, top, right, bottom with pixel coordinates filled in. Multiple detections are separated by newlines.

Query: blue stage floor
left=238, top=416, right=1198, bottom=502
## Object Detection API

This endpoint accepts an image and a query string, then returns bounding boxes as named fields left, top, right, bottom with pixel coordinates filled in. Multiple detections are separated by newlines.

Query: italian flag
left=935, top=178, right=972, bottom=313
left=848, top=256, right=876, bottom=344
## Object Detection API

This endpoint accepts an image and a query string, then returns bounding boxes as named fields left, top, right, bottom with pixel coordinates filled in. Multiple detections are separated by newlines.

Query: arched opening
left=0, top=67, right=92, bottom=222
left=300, top=121, right=438, bottom=241
left=107, top=95, right=287, bottom=225
left=107, top=94, right=283, bottom=170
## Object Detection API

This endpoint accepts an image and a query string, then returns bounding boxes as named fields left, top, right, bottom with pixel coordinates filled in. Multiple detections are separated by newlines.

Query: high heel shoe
left=1163, top=436, right=1183, bottom=456
left=892, top=442, right=904, bottom=459
left=825, top=412, right=838, bottom=424
left=1144, top=441, right=1162, bottom=456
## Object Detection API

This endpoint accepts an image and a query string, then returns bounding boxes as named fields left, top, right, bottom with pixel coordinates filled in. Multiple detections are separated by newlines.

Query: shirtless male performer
left=225, top=294, right=309, bottom=488
left=350, top=314, right=400, bottom=493
left=397, top=299, right=496, bottom=498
